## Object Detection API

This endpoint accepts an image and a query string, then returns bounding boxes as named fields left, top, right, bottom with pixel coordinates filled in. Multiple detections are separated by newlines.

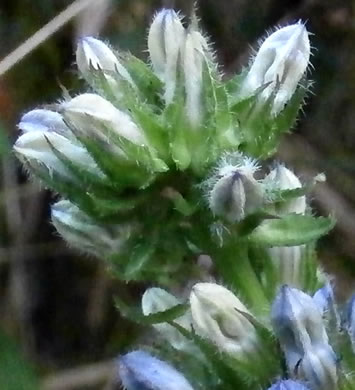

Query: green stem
left=212, top=240, right=269, bottom=316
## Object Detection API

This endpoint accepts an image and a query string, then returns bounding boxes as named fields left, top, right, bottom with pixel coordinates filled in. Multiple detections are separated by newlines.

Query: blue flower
left=268, top=379, right=311, bottom=390
left=118, top=350, right=194, bottom=390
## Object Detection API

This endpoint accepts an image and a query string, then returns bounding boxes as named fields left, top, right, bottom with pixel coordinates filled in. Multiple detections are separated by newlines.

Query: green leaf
left=123, top=241, right=156, bottom=280
left=249, top=214, right=336, bottom=247
left=115, top=296, right=188, bottom=325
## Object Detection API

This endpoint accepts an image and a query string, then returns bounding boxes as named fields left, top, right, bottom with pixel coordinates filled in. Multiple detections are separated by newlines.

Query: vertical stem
left=212, top=240, right=269, bottom=316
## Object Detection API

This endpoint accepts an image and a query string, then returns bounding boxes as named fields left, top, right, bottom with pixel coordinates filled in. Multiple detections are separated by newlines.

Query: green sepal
left=248, top=214, right=336, bottom=247
left=65, top=120, right=155, bottom=188
left=266, top=173, right=325, bottom=204
left=114, top=296, right=188, bottom=326
left=164, top=99, right=192, bottom=170
left=123, top=53, right=164, bottom=108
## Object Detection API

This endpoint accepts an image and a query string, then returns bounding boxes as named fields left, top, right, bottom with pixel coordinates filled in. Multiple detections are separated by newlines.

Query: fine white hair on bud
left=207, top=154, right=263, bottom=222
left=61, top=93, right=146, bottom=146
left=190, top=282, right=259, bottom=357
left=52, top=200, right=132, bottom=257
left=240, top=22, right=310, bottom=115
left=148, top=9, right=186, bottom=104
left=76, top=36, right=134, bottom=86
left=183, top=29, right=208, bottom=127
left=142, top=288, right=193, bottom=352
left=299, top=345, right=338, bottom=390
left=18, top=109, right=69, bottom=136
left=14, top=130, right=101, bottom=179
left=119, top=350, right=194, bottom=390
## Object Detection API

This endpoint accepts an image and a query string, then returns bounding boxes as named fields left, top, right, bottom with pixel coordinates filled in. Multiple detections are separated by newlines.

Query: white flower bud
left=76, top=36, right=134, bottom=86
left=18, top=109, right=69, bottom=136
left=265, top=165, right=306, bottom=287
left=265, top=164, right=306, bottom=215
left=52, top=200, right=132, bottom=257
left=142, top=288, right=193, bottom=351
left=148, top=9, right=186, bottom=104
left=299, top=345, right=338, bottom=390
left=268, top=246, right=303, bottom=288
left=209, top=160, right=263, bottom=223
left=61, top=93, right=146, bottom=146
left=190, top=283, right=259, bottom=357
left=183, top=30, right=208, bottom=126
left=14, top=130, right=101, bottom=179
left=240, top=23, right=310, bottom=115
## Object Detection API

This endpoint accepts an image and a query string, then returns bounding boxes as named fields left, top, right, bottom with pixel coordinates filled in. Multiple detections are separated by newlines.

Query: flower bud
left=313, top=283, right=334, bottom=316
left=76, top=36, right=134, bottom=86
left=14, top=130, right=101, bottom=179
left=299, top=345, right=338, bottom=390
left=52, top=200, right=132, bottom=257
left=268, top=379, right=311, bottom=390
left=347, top=294, right=355, bottom=353
left=148, top=9, right=186, bottom=104
left=142, top=288, right=193, bottom=351
left=209, top=161, right=263, bottom=223
left=183, top=30, right=208, bottom=126
left=268, top=246, right=303, bottom=288
left=18, top=109, right=69, bottom=136
left=61, top=93, right=146, bottom=146
left=265, top=165, right=306, bottom=287
left=240, top=23, right=310, bottom=115
left=265, top=165, right=306, bottom=215
left=271, top=285, right=328, bottom=371
left=190, top=282, right=258, bottom=357
left=118, top=350, right=194, bottom=390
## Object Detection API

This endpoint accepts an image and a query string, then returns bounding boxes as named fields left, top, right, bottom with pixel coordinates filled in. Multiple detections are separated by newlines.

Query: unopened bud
left=14, top=130, right=100, bottom=179
left=271, top=285, right=328, bottom=371
left=118, top=350, right=194, bottom=390
left=183, top=30, right=208, bottom=126
left=52, top=200, right=132, bottom=257
left=209, top=161, right=263, bottom=223
left=142, top=288, right=193, bottom=351
left=268, top=246, right=303, bottom=288
left=148, top=9, right=186, bottom=104
left=190, top=282, right=258, bottom=357
left=266, top=165, right=306, bottom=287
left=299, top=345, right=338, bottom=390
left=265, top=165, right=306, bottom=215
left=268, top=379, right=311, bottom=390
left=61, top=93, right=146, bottom=146
left=240, top=23, right=310, bottom=115
left=18, top=109, right=69, bottom=136
left=313, top=283, right=334, bottom=316
left=76, top=36, right=134, bottom=86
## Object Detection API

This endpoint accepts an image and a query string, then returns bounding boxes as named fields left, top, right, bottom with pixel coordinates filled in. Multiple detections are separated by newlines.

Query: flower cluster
left=117, top=281, right=355, bottom=390
left=13, top=6, right=353, bottom=390
left=13, top=9, right=326, bottom=284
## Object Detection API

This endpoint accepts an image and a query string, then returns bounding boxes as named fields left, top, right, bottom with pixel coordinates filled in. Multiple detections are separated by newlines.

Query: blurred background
left=0, top=0, right=354, bottom=388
